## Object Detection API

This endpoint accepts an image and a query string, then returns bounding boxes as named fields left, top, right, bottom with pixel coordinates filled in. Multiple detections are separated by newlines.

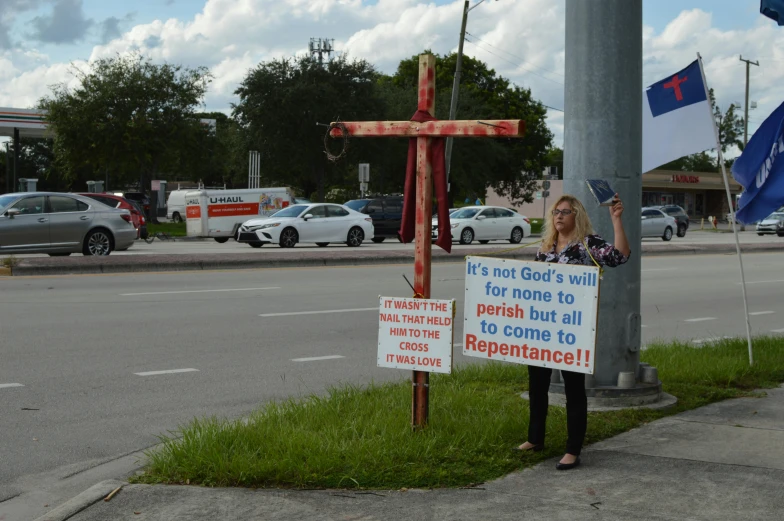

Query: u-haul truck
left=185, top=187, right=295, bottom=242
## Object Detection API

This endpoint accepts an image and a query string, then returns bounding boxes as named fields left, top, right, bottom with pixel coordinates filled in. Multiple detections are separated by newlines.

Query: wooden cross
left=330, top=54, right=525, bottom=428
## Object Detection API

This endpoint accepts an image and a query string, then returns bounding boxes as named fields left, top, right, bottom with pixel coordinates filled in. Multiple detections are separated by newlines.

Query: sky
left=0, top=0, right=780, bottom=152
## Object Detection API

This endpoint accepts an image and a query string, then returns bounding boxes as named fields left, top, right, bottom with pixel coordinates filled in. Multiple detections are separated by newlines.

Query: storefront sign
left=671, top=175, right=700, bottom=183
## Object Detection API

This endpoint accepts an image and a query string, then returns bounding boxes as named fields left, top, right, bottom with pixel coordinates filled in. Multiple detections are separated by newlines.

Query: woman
left=515, top=193, right=631, bottom=470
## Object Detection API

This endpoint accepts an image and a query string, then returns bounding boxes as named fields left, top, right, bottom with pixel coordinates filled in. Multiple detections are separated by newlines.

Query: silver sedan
left=0, top=192, right=137, bottom=256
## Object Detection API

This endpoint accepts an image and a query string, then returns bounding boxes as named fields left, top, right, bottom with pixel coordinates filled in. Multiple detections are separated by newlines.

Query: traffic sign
left=358, top=163, right=370, bottom=182
left=543, top=180, right=551, bottom=190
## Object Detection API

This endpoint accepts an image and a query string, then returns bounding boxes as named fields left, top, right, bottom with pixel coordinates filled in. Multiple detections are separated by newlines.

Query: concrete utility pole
left=563, top=0, right=655, bottom=401
left=445, top=1, right=470, bottom=190
left=445, top=0, right=496, bottom=190
left=739, top=55, right=759, bottom=146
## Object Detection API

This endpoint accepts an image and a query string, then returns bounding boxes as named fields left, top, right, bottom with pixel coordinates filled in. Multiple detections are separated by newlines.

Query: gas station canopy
left=0, top=107, right=49, bottom=139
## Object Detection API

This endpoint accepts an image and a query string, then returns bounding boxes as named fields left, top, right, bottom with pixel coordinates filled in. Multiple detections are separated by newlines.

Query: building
left=485, top=169, right=741, bottom=219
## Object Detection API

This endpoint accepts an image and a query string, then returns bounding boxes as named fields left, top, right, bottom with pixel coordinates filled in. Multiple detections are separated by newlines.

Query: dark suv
left=655, top=205, right=689, bottom=237
left=344, top=196, right=404, bottom=242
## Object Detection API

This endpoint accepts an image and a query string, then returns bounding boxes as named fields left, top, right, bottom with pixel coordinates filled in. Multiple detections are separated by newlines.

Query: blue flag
left=761, top=0, right=784, bottom=25
left=732, top=101, right=784, bottom=224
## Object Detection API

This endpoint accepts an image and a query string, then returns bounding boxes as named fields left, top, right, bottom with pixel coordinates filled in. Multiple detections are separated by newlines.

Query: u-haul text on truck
left=185, top=188, right=295, bottom=241
left=463, top=256, right=600, bottom=374
left=377, top=296, right=455, bottom=374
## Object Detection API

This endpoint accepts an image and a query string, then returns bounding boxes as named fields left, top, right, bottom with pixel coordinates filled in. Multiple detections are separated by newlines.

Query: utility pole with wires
left=309, top=38, right=335, bottom=65
left=739, top=55, right=759, bottom=147
left=445, top=0, right=497, bottom=192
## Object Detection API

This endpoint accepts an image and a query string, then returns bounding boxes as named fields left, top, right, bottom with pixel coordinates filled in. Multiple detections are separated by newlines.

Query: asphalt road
left=1, top=252, right=782, bottom=519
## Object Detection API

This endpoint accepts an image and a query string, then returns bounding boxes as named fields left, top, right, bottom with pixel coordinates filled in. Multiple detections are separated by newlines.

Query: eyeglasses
left=552, top=209, right=574, bottom=216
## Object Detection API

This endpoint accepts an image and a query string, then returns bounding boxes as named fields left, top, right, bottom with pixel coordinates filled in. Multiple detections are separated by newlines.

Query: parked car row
left=0, top=192, right=138, bottom=256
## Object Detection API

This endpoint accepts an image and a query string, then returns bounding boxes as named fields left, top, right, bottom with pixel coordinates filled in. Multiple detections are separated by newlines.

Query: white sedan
left=433, top=206, right=532, bottom=245
left=237, top=203, right=374, bottom=248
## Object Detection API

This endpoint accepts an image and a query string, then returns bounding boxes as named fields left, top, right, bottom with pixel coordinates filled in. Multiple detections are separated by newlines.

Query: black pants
left=527, top=366, right=587, bottom=456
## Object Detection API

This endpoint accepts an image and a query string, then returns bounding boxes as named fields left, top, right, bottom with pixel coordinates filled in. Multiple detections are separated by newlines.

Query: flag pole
left=697, top=53, right=754, bottom=366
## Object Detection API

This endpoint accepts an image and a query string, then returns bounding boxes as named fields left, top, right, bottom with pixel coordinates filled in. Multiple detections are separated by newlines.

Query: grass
left=147, top=221, right=187, bottom=237
left=134, top=336, right=784, bottom=489
left=2, top=255, right=20, bottom=269
left=529, top=218, right=543, bottom=235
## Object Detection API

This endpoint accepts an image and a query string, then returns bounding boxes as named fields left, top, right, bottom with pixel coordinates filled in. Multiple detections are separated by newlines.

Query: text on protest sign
left=378, top=297, right=455, bottom=374
left=463, top=257, right=599, bottom=374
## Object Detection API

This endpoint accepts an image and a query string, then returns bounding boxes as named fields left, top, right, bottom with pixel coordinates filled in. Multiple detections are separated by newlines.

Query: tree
left=233, top=55, right=384, bottom=201
left=386, top=52, right=553, bottom=206
left=544, top=147, right=563, bottom=179
left=39, top=53, right=213, bottom=191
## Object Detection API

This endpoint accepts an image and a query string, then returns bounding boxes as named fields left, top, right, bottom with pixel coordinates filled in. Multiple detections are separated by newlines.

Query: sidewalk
left=39, top=385, right=784, bottom=521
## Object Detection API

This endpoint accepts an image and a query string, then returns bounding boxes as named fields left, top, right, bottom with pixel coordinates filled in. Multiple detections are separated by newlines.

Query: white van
left=166, top=189, right=190, bottom=223
left=185, top=187, right=296, bottom=242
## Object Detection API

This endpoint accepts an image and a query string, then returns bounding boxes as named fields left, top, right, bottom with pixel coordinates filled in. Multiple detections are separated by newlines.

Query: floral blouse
left=535, top=234, right=630, bottom=268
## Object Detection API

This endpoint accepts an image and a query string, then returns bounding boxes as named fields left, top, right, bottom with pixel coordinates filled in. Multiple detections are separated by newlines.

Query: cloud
left=100, top=14, right=135, bottom=45
left=0, top=0, right=46, bottom=49
left=1, top=1, right=782, bottom=151
left=29, top=0, right=93, bottom=44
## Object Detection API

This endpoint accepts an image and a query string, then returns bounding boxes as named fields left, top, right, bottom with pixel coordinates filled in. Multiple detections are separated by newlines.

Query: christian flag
left=732, top=101, right=784, bottom=224
left=642, top=60, right=716, bottom=173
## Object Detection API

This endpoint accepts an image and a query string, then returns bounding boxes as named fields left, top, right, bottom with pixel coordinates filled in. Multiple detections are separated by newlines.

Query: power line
left=464, top=36, right=564, bottom=86
left=465, top=31, right=564, bottom=77
left=462, top=36, right=565, bottom=113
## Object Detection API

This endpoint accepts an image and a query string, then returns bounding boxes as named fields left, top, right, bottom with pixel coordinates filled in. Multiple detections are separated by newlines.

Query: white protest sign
left=463, top=256, right=599, bottom=374
left=378, top=296, right=455, bottom=374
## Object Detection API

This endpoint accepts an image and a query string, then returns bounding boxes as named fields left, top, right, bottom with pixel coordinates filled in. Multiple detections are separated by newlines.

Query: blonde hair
left=540, top=195, right=594, bottom=252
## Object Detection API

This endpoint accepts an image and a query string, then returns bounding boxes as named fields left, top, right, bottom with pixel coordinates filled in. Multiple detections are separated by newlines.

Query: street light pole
left=739, top=55, right=759, bottom=147
left=445, top=0, right=495, bottom=192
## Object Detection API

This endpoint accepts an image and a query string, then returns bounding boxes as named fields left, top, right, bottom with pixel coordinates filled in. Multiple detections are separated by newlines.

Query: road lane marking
left=121, top=287, right=280, bottom=296
left=260, top=307, right=377, bottom=318
left=684, top=317, right=717, bottom=322
left=134, top=368, right=199, bottom=376
left=642, top=268, right=677, bottom=272
left=749, top=311, right=775, bottom=316
left=0, top=383, right=24, bottom=389
left=291, top=355, right=345, bottom=362
left=740, top=280, right=784, bottom=284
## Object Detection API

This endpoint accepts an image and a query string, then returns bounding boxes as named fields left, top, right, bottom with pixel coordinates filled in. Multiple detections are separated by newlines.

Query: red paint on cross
left=414, top=261, right=424, bottom=276
left=663, top=74, right=688, bottom=101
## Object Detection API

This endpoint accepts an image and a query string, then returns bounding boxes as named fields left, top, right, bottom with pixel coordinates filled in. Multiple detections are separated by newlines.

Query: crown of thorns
left=323, top=120, right=349, bottom=162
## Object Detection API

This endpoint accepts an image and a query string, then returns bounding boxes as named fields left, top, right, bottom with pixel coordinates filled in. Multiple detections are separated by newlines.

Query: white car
left=641, top=207, right=677, bottom=241
left=237, top=203, right=374, bottom=248
left=432, top=206, right=531, bottom=245
left=756, top=212, right=784, bottom=236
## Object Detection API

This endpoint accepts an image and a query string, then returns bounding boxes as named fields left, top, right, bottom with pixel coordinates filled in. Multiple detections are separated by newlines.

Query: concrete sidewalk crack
left=591, top=448, right=784, bottom=472
left=673, top=417, right=784, bottom=432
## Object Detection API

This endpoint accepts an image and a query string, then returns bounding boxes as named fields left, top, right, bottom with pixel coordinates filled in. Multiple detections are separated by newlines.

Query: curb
left=32, top=479, right=125, bottom=521
left=9, top=242, right=784, bottom=277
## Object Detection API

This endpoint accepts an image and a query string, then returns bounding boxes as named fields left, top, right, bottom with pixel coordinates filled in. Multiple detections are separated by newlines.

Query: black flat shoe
left=555, top=457, right=581, bottom=470
left=512, top=443, right=544, bottom=452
